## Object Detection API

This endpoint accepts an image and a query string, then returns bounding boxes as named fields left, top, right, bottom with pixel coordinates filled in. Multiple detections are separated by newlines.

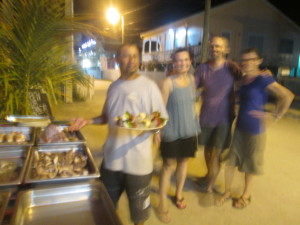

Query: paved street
left=53, top=79, right=300, bottom=225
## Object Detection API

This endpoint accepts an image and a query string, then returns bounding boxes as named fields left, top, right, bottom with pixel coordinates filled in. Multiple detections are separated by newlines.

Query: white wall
left=101, top=70, right=166, bottom=87
left=102, top=69, right=120, bottom=81
left=140, top=71, right=166, bottom=86
left=140, top=0, right=300, bottom=67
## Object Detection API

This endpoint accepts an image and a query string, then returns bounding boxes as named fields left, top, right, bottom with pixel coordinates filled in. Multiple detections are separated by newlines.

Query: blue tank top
left=162, top=75, right=200, bottom=142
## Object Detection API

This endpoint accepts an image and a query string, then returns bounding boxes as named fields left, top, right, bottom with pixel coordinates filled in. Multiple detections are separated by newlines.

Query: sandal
left=157, top=210, right=171, bottom=223
left=174, top=197, right=187, bottom=209
left=233, top=196, right=251, bottom=209
left=215, top=192, right=231, bottom=207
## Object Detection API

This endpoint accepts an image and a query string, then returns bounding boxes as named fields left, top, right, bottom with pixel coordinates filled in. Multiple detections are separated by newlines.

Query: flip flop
left=174, top=197, right=187, bottom=209
left=233, top=196, right=251, bottom=209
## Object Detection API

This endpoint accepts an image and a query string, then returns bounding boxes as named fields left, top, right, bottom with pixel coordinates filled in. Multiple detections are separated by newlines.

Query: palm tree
left=0, top=0, right=104, bottom=118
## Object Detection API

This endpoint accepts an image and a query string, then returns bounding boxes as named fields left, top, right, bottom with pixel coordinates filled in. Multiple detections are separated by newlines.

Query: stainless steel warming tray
left=0, top=191, right=11, bottom=224
left=10, top=181, right=122, bottom=225
left=0, top=126, right=36, bottom=147
left=0, top=146, right=31, bottom=187
left=24, top=144, right=100, bottom=184
left=36, top=125, right=86, bottom=146
left=5, top=115, right=51, bottom=127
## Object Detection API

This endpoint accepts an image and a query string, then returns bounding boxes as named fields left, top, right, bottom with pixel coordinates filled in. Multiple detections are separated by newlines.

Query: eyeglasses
left=240, top=57, right=260, bottom=62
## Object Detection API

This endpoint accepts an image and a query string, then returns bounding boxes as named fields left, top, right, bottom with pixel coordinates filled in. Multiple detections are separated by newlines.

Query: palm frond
left=0, top=0, right=106, bottom=118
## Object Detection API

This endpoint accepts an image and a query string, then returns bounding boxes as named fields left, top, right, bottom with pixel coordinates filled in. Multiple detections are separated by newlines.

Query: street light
left=106, top=7, right=124, bottom=44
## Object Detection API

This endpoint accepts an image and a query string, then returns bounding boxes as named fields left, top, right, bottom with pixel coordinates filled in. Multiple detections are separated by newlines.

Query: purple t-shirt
left=236, top=75, right=275, bottom=134
left=195, top=61, right=241, bottom=127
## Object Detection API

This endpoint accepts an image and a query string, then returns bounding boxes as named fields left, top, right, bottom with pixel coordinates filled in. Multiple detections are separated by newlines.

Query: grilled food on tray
left=40, top=124, right=78, bottom=143
left=0, top=160, right=18, bottom=182
left=31, top=149, right=88, bottom=179
left=0, top=132, right=26, bottom=143
left=116, top=111, right=167, bottom=129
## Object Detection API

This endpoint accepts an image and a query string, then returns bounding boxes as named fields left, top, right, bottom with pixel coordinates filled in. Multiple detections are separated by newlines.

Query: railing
left=142, top=45, right=202, bottom=64
left=142, top=50, right=173, bottom=63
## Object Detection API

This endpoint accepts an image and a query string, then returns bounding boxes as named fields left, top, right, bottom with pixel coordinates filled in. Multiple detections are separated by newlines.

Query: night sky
left=74, top=0, right=300, bottom=40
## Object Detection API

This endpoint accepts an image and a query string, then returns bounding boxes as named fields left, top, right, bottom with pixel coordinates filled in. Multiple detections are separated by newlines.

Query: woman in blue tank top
left=157, top=48, right=200, bottom=223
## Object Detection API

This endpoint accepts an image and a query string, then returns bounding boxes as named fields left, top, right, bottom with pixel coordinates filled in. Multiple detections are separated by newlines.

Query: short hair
left=241, top=48, right=262, bottom=59
left=210, top=36, right=229, bottom=48
left=171, top=48, right=191, bottom=61
left=116, top=43, right=140, bottom=58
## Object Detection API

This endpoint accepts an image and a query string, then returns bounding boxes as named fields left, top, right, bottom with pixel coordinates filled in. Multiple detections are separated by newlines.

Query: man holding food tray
left=69, top=43, right=168, bottom=225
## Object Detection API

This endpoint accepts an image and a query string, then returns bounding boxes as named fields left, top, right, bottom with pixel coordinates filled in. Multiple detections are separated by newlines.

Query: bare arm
left=153, top=78, right=172, bottom=144
left=266, top=82, right=295, bottom=120
left=190, top=75, right=196, bottom=90
left=92, top=113, right=108, bottom=124
left=68, top=113, right=108, bottom=131
left=68, top=99, right=109, bottom=131
left=160, top=77, right=172, bottom=105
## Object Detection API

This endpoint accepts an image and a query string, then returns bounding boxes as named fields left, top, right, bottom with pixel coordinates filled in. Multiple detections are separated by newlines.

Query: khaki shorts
left=199, top=124, right=232, bottom=150
left=226, top=129, right=266, bottom=175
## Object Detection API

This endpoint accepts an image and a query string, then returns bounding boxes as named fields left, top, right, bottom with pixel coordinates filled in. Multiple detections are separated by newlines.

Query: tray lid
left=5, top=115, right=51, bottom=127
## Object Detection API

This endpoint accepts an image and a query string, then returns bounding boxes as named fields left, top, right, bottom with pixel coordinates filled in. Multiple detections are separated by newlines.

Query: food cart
left=0, top=117, right=122, bottom=225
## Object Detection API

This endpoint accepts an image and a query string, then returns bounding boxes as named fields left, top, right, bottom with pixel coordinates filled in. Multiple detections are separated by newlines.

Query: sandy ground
left=53, top=80, right=300, bottom=225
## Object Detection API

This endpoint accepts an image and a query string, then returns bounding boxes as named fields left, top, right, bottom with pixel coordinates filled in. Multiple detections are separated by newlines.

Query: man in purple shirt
left=194, top=36, right=242, bottom=192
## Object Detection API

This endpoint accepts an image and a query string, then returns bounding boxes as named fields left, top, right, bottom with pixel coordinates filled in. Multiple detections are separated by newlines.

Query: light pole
left=121, top=16, right=124, bottom=44
left=106, top=7, right=124, bottom=43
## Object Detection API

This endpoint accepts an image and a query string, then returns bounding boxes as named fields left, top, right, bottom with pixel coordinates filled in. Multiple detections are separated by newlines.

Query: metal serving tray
left=0, top=192, right=11, bottom=224
left=10, top=181, right=122, bottom=225
left=36, top=125, right=86, bottom=146
left=24, top=144, right=99, bottom=184
left=0, top=146, right=31, bottom=187
left=5, top=115, right=51, bottom=127
left=0, top=126, right=36, bottom=147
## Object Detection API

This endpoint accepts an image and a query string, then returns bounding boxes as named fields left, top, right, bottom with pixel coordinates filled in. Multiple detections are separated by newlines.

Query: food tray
left=0, top=126, right=36, bottom=147
left=24, top=144, right=99, bottom=184
left=0, top=192, right=11, bottom=224
left=5, top=115, right=51, bottom=127
left=10, top=181, right=122, bottom=225
left=0, top=146, right=31, bottom=187
left=36, top=125, right=86, bottom=146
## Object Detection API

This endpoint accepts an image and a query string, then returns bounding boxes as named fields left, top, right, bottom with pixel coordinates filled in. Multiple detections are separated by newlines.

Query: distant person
left=158, top=48, right=200, bottom=223
left=194, top=36, right=243, bottom=193
left=217, top=48, right=294, bottom=208
left=69, top=43, right=168, bottom=225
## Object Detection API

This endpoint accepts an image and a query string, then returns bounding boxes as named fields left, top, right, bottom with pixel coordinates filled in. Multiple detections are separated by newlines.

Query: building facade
left=140, top=0, right=300, bottom=75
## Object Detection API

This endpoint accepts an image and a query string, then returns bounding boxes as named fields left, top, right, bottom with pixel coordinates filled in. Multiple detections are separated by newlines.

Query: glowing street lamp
left=106, top=7, right=124, bottom=43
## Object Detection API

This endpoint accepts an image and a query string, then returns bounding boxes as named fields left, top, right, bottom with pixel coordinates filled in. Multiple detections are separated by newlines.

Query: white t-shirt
left=101, top=75, right=168, bottom=175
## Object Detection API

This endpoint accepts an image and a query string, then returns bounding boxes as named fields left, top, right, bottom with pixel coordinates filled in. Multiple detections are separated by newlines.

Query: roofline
left=140, top=0, right=300, bottom=38
left=140, top=11, right=203, bottom=38
left=260, top=0, right=300, bottom=32
left=140, top=0, right=240, bottom=37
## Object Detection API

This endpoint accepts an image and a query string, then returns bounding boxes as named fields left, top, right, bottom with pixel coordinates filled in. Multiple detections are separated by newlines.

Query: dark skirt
left=225, top=129, right=266, bottom=175
left=160, top=136, right=198, bottom=158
